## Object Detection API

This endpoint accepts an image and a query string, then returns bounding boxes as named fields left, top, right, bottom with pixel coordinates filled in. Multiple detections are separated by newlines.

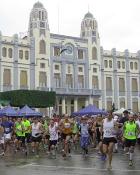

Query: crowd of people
left=0, top=110, right=140, bottom=170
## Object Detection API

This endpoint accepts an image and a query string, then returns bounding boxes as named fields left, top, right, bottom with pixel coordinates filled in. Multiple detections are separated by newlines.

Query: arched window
left=92, top=47, right=97, bottom=59
left=39, top=40, right=46, bottom=54
left=134, top=62, right=138, bottom=70
left=20, top=71, right=28, bottom=87
left=8, top=48, right=13, bottom=58
left=2, top=47, right=7, bottom=57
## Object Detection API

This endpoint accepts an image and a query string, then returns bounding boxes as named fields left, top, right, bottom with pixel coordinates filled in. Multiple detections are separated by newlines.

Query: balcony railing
left=52, top=88, right=102, bottom=96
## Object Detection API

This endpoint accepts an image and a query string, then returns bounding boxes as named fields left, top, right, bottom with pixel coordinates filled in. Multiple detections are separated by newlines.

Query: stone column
left=62, top=97, right=66, bottom=114
left=30, top=37, right=35, bottom=90
left=13, top=34, right=19, bottom=90
left=112, top=48, right=118, bottom=110
left=125, top=49, right=131, bottom=110
left=74, top=97, right=78, bottom=112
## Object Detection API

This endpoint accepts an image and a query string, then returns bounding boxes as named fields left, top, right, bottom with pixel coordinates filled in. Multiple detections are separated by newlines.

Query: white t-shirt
left=136, top=120, right=140, bottom=138
left=103, top=118, right=116, bottom=138
left=49, top=124, right=58, bottom=141
left=32, top=122, right=42, bottom=137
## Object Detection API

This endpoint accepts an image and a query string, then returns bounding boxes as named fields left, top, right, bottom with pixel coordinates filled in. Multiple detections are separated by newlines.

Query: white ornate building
left=0, top=2, right=140, bottom=115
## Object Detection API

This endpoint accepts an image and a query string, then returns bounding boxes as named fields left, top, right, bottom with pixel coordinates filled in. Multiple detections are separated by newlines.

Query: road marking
left=19, top=164, right=140, bottom=172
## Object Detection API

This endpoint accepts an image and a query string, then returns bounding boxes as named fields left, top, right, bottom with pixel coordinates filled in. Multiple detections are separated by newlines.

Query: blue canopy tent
left=0, top=106, right=17, bottom=117
left=17, top=105, right=42, bottom=117
left=72, top=104, right=107, bottom=116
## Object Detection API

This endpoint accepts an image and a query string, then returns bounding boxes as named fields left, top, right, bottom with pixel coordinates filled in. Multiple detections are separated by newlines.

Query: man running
left=48, top=119, right=58, bottom=158
left=101, top=111, right=119, bottom=169
left=31, top=117, right=43, bottom=157
left=59, top=114, right=73, bottom=158
left=79, top=116, right=90, bottom=157
left=123, top=114, right=139, bottom=166
left=1, top=116, right=13, bottom=154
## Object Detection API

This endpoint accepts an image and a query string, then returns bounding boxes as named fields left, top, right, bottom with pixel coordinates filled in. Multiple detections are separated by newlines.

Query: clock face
left=65, top=46, right=73, bottom=54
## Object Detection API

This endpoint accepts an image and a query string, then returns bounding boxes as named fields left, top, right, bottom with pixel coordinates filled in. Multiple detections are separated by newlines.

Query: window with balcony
left=20, top=70, right=27, bottom=87
left=25, top=50, right=29, bottom=60
left=2, top=47, right=7, bottom=57
left=54, top=47, right=60, bottom=56
left=78, top=75, right=84, bottom=88
left=39, top=71, right=47, bottom=87
left=19, top=50, right=23, bottom=59
left=78, top=49, right=84, bottom=59
left=132, top=78, right=138, bottom=92
left=66, top=74, right=73, bottom=88
left=106, top=77, right=112, bottom=91
left=92, top=47, right=97, bottom=60
left=8, top=48, right=13, bottom=58
left=119, top=78, right=125, bottom=92
left=104, top=60, right=107, bottom=68
left=92, top=76, right=99, bottom=89
left=39, top=40, right=46, bottom=54
left=109, top=60, right=112, bottom=68
left=54, top=73, right=61, bottom=88
left=117, top=61, right=121, bottom=69
left=122, top=61, right=125, bottom=69
left=3, top=69, right=11, bottom=85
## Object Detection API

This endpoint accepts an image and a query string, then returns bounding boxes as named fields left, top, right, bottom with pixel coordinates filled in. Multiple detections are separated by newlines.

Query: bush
left=0, top=90, right=56, bottom=108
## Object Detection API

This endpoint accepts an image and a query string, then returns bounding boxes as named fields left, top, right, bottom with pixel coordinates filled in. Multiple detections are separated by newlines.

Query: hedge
left=0, top=90, right=56, bottom=108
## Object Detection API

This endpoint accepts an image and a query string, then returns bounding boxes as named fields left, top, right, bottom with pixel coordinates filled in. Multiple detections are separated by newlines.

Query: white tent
left=113, top=108, right=126, bottom=115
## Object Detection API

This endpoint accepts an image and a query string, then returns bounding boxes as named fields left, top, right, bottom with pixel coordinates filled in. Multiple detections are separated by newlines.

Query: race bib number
left=128, top=132, right=134, bottom=136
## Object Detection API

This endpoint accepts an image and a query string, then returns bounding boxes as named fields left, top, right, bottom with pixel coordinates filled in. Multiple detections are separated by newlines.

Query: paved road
left=0, top=148, right=140, bottom=175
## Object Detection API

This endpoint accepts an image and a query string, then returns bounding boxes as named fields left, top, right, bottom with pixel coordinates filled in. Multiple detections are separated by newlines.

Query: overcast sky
left=0, top=0, right=140, bottom=52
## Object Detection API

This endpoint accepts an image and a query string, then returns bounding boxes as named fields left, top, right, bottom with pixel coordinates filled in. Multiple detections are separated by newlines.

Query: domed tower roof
left=33, top=1, right=44, bottom=8
left=84, top=12, right=94, bottom=19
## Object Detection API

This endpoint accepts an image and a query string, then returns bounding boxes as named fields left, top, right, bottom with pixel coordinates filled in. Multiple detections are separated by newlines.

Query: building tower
left=80, top=12, right=102, bottom=108
left=28, top=2, right=51, bottom=115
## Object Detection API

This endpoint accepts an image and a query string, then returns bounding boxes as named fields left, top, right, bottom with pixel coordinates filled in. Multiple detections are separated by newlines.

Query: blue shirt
left=1, top=121, right=13, bottom=134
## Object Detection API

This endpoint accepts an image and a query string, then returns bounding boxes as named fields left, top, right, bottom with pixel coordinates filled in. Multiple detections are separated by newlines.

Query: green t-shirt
left=22, top=120, right=31, bottom=133
left=15, top=122, right=25, bottom=137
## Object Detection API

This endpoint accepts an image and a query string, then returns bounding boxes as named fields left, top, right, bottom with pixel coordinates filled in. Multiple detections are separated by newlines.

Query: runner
left=14, top=117, right=26, bottom=153
left=1, top=116, right=13, bottom=154
left=123, top=114, right=139, bottom=166
left=48, top=119, right=58, bottom=158
left=79, top=116, right=90, bottom=157
left=59, top=114, right=73, bottom=158
left=22, top=116, right=31, bottom=155
left=101, top=111, right=119, bottom=169
left=31, top=117, right=43, bottom=157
